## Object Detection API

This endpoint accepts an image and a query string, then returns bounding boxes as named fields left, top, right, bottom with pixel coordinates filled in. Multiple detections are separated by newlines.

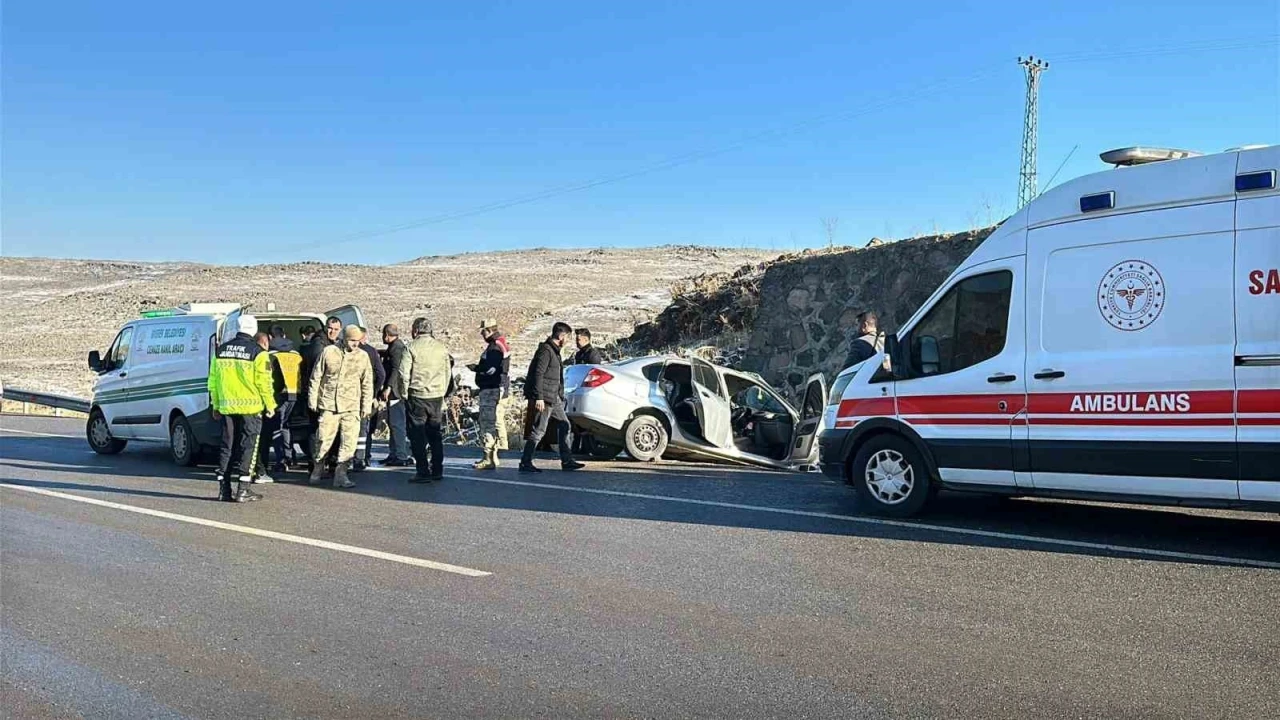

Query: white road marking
left=444, top=473, right=1280, bottom=570
left=0, top=483, right=491, bottom=577
left=0, top=427, right=79, bottom=439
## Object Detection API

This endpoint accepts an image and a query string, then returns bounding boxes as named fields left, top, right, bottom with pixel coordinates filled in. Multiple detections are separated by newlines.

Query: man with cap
left=208, top=314, right=278, bottom=503
left=470, top=319, right=510, bottom=470
left=398, top=316, right=452, bottom=482
left=307, top=324, right=374, bottom=489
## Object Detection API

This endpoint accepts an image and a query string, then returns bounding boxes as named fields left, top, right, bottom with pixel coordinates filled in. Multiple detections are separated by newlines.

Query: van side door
left=892, top=259, right=1026, bottom=490
left=1234, top=147, right=1280, bottom=502
left=96, top=325, right=138, bottom=438
left=1025, top=181, right=1238, bottom=499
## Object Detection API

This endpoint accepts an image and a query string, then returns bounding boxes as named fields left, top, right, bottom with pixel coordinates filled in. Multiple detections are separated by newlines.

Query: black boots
left=230, top=479, right=262, bottom=502
left=333, top=461, right=356, bottom=489
left=217, top=475, right=233, bottom=502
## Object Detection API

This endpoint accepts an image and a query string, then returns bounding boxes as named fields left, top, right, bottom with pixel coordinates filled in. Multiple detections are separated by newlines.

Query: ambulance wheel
left=87, top=409, right=126, bottom=455
left=851, top=434, right=932, bottom=517
left=169, top=414, right=198, bottom=467
left=624, top=415, right=668, bottom=462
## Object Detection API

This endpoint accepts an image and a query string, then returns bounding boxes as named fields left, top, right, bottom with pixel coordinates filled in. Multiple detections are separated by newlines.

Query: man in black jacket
left=299, top=316, right=341, bottom=472
left=573, top=328, right=604, bottom=366
left=570, top=328, right=604, bottom=455
left=353, top=327, right=387, bottom=471
left=519, top=322, right=584, bottom=473
left=843, top=311, right=883, bottom=368
left=378, top=323, right=411, bottom=466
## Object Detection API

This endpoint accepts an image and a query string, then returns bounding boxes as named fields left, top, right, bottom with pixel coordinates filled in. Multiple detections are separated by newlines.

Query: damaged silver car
left=564, top=355, right=826, bottom=471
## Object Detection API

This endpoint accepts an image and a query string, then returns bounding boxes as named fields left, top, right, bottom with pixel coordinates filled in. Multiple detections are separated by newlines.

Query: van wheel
left=87, top=409, right=126, bottom=455
left=851, top=435, right=932, bottom=517
left=169, top=414, right=198, bottom=467
left=624, top=415, right=668, bottom=462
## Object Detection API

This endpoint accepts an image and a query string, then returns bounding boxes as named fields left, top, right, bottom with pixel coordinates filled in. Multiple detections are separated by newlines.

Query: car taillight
left=581, top=368, right=614, bottom=388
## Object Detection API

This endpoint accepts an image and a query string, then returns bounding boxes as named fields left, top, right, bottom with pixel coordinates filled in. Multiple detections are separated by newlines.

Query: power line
left=290, top=35, right=1279, bottom=253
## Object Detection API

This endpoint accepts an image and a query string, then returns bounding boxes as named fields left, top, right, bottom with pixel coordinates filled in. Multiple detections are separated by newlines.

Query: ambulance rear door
left=1233, top=146, right=1280, bottom=502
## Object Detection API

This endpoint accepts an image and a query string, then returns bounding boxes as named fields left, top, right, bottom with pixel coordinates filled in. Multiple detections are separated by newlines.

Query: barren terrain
left=0, top=247, right=774, bottom=397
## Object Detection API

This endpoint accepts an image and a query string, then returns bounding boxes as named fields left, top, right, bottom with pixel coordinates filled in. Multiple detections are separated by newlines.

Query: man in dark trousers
left=353, top=326, right=386, bottom=471
left=378, top=323, right=412, bottom=466
left=573, top=328, right=604, bottom=366
left=398, top=317, right=453, bottom=483
left=519, top=322, right=585, bottom=473
left=299, top=316, right=341, bottom=473
left=208, top=315, right=277, bottom=503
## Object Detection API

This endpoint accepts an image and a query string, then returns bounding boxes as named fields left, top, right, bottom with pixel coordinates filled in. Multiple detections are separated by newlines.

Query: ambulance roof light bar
left=1100, top=146, right=1202, bottom=167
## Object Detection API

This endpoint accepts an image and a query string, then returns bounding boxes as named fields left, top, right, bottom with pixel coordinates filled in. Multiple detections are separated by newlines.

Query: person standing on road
left=307, top=325, right=374, bottom=489
left=843, top=311, right=885, bottom=368
left=378, top=323, right=412, bottom=466
left=471, top=319, right=510, bottom=470
left=265, top=325, right=302, bottom=474
left=300, top=316, right=342, bottom=474
left=249, top=332, right=278, bottom=484
left=572, top=328, right=604, bottom=366
left=208, top=315, right=277, bottom=503
left=398, top=317, right=452, bottom=483
left=570, top=328, right=605, bottom=455
left=519, top=322, right=585, bottom=473
left=353, top=326, right=386, bottom=472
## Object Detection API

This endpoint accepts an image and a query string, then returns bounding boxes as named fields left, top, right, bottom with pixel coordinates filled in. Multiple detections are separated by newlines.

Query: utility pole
left=1017, top=56, right=1048, bottom=209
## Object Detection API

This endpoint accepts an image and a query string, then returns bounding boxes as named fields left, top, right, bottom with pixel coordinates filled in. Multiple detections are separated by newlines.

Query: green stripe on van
left=95, top=378, right=208, bottom=405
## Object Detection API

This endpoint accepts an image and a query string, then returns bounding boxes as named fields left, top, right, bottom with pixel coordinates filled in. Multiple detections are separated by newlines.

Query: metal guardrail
left=0, top=385, right=92, bottom=414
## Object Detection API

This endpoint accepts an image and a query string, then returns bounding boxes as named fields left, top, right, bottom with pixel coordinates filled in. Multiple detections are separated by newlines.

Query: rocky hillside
left=0, top=246, right=775, bottom=397
left=622, top=229, right=995, bottom=399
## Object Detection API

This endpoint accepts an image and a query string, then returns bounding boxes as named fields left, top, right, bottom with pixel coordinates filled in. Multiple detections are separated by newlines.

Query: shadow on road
left=3, top=433, right=1278, bottom=568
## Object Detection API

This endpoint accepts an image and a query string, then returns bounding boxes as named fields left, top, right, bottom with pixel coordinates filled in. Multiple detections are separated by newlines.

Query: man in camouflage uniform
left=307, top=324, right=374, bottom=489
left=471, top=319, right=510, bottom=470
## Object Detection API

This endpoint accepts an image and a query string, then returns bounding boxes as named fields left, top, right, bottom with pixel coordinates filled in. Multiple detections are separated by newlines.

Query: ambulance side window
left=905, top=271, right=1012, bottom=378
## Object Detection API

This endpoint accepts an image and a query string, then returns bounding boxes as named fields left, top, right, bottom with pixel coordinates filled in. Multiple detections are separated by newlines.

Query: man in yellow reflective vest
left=208, top=314, right=278, bottom=503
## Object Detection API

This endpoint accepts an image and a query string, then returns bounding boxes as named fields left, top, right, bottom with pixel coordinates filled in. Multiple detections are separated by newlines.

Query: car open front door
left=688, top=357, right=733, bottom=448
left=324, top=304, right=366, bottom=330
left=788, top=373, right=827, bottom=466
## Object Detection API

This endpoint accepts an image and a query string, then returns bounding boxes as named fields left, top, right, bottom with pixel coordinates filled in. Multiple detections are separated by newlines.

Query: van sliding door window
left=907, top=271, right=1012, bottom=378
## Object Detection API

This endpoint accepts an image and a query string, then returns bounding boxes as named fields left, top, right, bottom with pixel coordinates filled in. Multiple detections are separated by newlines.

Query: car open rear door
left=688, top=357, right=733, bottom=448
left=324, top=304, right=366, bottom=330
left=788, top=373, right=827, bottom=465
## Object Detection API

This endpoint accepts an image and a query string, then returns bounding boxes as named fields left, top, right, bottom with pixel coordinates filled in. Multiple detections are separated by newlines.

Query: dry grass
left=0, top=246, right=775, bottom=398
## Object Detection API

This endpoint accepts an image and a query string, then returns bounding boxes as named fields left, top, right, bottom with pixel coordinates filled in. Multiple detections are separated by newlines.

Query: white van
left=87, top=302, right=364, bottom=465
left=818, top=145, right=1279, bottom=516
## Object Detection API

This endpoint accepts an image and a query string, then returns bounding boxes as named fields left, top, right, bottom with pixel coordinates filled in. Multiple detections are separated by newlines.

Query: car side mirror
left=88, top=350, right=103, bottom=372
left=918, top=335, right=941, bottom=376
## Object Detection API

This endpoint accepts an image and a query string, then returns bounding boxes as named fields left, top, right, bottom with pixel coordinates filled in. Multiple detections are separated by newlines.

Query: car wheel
left=623, top=415, right=668, bottom=462
left=850, top=434, right=932, bottom=517
left=169, top=414, right=198, bottom=466
left=587, top=437, right=622, bottom=461
left=86, top=409, right=126, bottom=455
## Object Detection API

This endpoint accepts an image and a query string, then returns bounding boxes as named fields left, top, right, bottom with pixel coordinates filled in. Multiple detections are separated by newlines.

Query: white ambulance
left=818, top=145, right=1279, bottom=516
left=86, top=302, right=364, bottom=465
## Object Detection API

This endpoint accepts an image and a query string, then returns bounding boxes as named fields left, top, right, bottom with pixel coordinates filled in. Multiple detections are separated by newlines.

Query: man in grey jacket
left=398, top=317, right=452, bottom=483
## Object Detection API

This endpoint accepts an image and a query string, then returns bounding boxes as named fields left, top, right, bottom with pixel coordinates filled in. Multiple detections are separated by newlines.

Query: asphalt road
left=3, top=415, right=1278, bottom=719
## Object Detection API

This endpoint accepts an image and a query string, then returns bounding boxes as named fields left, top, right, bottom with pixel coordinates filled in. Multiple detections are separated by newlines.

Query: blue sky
left=3, top=0, right=1278, bottom=264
